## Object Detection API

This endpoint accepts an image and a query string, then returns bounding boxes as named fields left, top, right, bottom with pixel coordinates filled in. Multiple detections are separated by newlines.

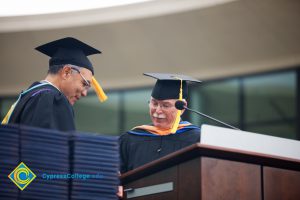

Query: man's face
left=62, top=66, right=93, bottom=105
left=149, top=97, right=180, bottom=130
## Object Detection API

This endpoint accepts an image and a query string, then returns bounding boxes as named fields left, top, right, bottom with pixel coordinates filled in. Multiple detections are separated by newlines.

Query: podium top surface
left=201, top=124, right=300, bottom=160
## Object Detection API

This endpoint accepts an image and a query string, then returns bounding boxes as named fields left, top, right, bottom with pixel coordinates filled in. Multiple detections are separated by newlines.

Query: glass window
left=244, top=72, right=296, bottom=139
left=0, top=69, right=298, bottom=141
left=124, top=89, right=152, bottom=131
left=189, top=79, right=239, bottom=128
left=74, top=92, right=121, bottom=135
left=247, top=123, right=296, bottom=139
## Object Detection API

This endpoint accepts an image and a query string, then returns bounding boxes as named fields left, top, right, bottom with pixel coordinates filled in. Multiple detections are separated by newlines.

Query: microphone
left=175, top=100, right=240, bottom=130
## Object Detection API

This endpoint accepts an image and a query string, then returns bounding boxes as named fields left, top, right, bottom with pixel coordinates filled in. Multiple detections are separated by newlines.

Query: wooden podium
left=121, top=143, right=300, bottom=200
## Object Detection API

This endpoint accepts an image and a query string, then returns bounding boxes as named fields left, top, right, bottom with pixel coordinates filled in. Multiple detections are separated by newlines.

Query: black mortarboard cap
left=144, top=73, right=201, bottom=100
left=35, top=37, right=101, bottom=75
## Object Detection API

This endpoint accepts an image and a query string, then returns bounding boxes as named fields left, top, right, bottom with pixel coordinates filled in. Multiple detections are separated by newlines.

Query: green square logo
left=8, top=162, right=36, bottom=190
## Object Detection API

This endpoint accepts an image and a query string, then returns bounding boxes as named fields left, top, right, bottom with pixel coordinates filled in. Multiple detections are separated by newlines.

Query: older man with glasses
left=119, top=73, right=201, bottom=173
left=2, top=37, right=107, bottom=131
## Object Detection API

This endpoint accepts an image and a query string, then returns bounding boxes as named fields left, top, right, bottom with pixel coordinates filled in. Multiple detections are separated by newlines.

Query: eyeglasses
left=69, top=65, right=91, bottom=90
left=148, top=100, right=174, bottom=110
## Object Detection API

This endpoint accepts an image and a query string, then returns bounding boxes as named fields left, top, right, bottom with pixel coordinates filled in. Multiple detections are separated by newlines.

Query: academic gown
left=119, top=122, right=200, bottom=173
left=8, top=82, right=76, bottom=131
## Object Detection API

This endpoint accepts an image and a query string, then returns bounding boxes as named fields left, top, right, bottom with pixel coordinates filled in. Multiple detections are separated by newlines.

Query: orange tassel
left=91, top=77, right=108, bottom=102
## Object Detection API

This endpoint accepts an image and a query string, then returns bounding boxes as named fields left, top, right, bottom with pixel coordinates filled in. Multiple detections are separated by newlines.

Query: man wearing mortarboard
left=119, top=73, right=201, bottom=173
left=1, top=37, right=107, bottom=131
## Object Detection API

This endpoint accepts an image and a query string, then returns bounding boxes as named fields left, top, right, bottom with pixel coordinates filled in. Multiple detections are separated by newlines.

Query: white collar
left=41, top=80, right=61, bottom=92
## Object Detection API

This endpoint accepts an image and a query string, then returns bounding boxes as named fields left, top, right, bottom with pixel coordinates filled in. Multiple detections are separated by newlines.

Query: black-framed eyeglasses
left=69, top=65, right=91, bottom=90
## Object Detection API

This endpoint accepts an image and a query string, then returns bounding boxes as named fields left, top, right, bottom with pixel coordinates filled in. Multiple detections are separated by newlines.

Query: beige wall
left=0, top=0, right=300, bottom=95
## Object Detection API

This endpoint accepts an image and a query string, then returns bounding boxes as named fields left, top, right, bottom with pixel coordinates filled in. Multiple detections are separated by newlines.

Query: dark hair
left=47, top=64, right=65, bottom=74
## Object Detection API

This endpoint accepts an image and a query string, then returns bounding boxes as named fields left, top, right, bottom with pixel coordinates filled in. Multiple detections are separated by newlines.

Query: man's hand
left=117, top=185, right=123, bottom=199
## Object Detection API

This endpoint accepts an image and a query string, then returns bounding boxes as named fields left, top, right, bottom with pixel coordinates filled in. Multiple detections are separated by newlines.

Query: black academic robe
left=119, top=123, right=200, bottom=173
left=8, top=82, right=75, bottom=131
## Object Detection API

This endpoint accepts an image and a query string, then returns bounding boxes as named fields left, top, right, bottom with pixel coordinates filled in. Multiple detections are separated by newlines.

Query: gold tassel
left=1, top=103, right=16, bottom=124
left=170, top=78, right=183, bottom=133
left=91, top=77, right=108, bottom=102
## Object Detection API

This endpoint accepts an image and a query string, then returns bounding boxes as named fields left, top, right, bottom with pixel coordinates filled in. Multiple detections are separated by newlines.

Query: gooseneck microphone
left=175, top=100, right=240, bottom=130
